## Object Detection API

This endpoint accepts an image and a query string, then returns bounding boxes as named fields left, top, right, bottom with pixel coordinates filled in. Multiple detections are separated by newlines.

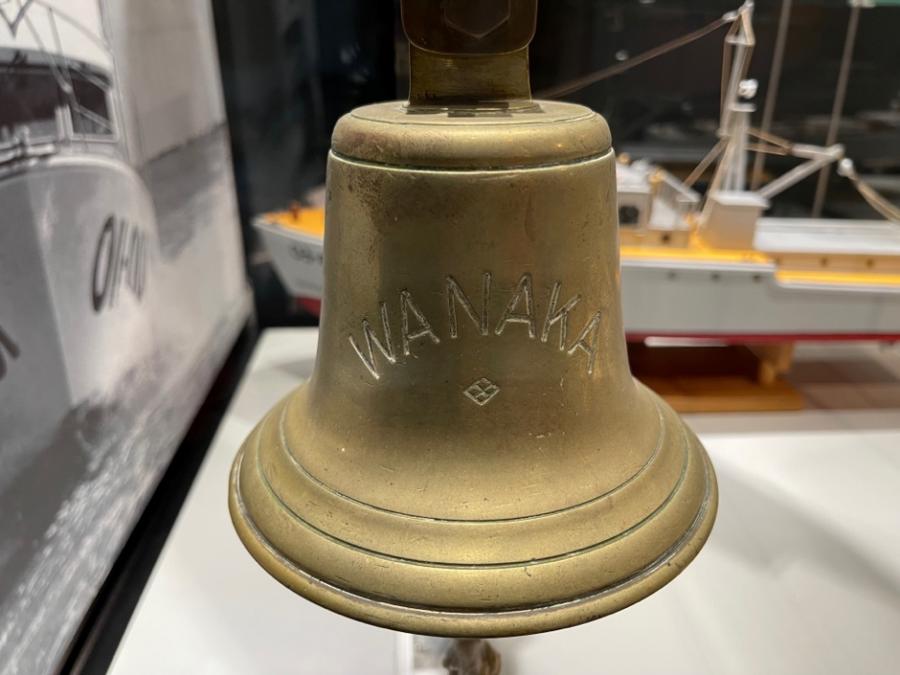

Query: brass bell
left=229, top=0, right=717, bottom=637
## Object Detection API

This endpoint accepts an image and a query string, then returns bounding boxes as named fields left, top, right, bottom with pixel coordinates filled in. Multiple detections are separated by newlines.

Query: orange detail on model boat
left=267, top=205, right=325, bottom=239
left=620, top=239, right=772, bottom=266
left=775, top=269, right=900, bottom=289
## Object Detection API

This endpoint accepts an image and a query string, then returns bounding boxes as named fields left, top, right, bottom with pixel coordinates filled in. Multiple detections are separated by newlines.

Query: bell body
left=229, top=99, right=718, bottom=637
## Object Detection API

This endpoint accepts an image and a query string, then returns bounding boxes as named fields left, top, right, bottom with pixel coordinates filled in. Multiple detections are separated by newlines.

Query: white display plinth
left=110, top=329, right=900, bottom=675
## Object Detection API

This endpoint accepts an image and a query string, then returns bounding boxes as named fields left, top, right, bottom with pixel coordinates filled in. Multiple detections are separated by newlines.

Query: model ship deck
left=756, top=218, right=900, bottom=256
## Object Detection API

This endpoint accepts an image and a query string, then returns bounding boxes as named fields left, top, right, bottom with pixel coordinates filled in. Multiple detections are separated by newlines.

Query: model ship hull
left=257, top=204, right=900, bottom=342
left=622, top=248, right=900, bottom=342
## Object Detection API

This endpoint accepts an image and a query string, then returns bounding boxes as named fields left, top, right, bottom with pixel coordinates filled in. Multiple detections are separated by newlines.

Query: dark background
left=209, top=0, right=900, bottom=325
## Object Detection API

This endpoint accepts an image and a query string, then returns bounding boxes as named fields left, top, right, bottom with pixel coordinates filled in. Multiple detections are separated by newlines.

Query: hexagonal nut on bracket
left=442, top=0, right=512, bottom=40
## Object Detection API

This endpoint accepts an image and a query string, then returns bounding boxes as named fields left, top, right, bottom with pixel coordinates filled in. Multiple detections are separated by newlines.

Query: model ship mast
left=254, top=0, right=900, bottom=347
left=712, top=1, right=757, bottom=195
left=682, top=1, right=898, bottom=250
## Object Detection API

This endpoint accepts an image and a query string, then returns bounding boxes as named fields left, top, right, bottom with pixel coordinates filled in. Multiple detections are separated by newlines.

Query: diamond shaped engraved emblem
left=464, top=377, right=500, bottom=407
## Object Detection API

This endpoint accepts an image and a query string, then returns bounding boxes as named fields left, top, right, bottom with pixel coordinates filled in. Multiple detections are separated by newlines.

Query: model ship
left=257, top=2, right=900, bottom=342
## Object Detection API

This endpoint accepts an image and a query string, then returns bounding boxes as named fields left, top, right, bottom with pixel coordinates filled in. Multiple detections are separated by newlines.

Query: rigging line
left=812, top=3, right=861, bottom=217
left=47, top=7, right=74, bottom=92
left=28, top=7, right=80, bottom=124
left=748, top=127, right=793, bottom=150
left=840, top=162, right=900, bottom=224
left=62, top=63, right=108, bottom=91
left=537, top=12, right=738, bottom=100
left=746, top=144, right=789, bottom=157
left=19, top=7, right=98, bottom=141
left=21, top=10, right=70, bottom=100
left=33, top=0, right=110, bottom=51
left=0, top=0, right=37, bottom=37
left=720, top=19, right=741, bottom=118
left=68, top=105, right=112, bottom=133
left=751, top=0, right=793, bottom=189
left=684, top=137, right=727, bottom=189
left=720, top=13, right=754, bottom=129
left=45, top=6, right=106, bottom=135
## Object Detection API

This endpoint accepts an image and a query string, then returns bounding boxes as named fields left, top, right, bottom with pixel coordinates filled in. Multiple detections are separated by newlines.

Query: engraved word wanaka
left=348, top=273, right=603, bottom=381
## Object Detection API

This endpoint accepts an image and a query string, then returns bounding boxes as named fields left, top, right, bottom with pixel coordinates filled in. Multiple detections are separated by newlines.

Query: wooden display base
left=628, top=342, right=805, bottom=413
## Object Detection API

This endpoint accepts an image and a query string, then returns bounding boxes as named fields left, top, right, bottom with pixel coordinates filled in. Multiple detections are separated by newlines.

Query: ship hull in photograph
left=0, top=152, right=159, bottom=478
left=0, top=2, right=252, bottom=672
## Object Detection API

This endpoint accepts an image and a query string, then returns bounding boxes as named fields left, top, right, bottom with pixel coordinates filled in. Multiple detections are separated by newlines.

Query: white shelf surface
left=109, top=329, right=900, bottom=675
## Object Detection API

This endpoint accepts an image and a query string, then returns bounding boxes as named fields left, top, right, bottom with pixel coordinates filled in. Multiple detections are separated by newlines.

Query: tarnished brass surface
left=229, top=0, right=717, bottom=637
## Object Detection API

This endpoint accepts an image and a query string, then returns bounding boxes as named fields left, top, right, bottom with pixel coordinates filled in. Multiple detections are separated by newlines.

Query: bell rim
left=228, top=445, right=717, bottom=638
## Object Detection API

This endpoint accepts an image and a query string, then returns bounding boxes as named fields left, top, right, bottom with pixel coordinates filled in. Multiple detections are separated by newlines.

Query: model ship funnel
left=229, top=0, right=717, bottom=637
